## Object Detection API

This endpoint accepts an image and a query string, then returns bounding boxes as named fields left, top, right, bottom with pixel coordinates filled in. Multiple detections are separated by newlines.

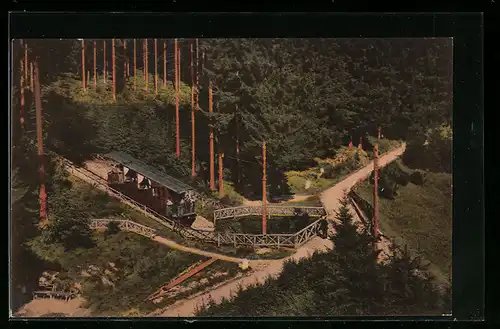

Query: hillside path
left=155, top=144, right=406, bottom=317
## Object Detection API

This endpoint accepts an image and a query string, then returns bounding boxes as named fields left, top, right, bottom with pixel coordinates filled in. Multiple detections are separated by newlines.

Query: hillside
left=355, top=161, right=452, bottom=281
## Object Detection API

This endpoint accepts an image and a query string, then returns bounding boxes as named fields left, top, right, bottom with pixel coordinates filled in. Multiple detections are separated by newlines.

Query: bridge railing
left=213, top=205, right=327, bottom=221
left=90, top=219, right=157, bottom=238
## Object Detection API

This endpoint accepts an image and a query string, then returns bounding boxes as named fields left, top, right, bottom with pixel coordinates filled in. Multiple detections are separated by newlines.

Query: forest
left=11, top=38, right=452, bottom=315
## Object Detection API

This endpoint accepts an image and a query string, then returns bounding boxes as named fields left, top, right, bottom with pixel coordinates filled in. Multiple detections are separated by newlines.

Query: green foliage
left=403, top=125, right=452, bottom=173
left=105, top=221, right=121, bottom=237
left=410, top=170, right=425, bottom=185
left=42, top=216, right=95, bottom=251
left=219, top=181, right=244, bottom=206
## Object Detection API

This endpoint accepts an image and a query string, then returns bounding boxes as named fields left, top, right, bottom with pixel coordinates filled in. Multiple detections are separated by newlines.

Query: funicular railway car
left=103, top=151, right=197, bottom=227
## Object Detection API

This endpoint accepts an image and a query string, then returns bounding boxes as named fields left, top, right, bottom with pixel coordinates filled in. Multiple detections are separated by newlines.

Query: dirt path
left=14, top=298, right=89, bottom=317
left=153, top=236, right=270, bottom=268
left=156, top=145, right=406, bottom=317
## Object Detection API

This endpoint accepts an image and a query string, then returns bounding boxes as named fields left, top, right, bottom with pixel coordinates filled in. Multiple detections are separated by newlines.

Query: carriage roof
left=104, top=151, right=194, bottom=195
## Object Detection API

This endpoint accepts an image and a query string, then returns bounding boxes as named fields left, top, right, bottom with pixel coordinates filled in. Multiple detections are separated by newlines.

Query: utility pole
left=163, top=40, right=167, bottom=88
left=175, top=39, right=180, bottom=158
left=373, top=143, right=379, bottom=238
left=34, top=61, right=48, bottom=224
left=191, top=41, right=196, bottom=178
left=103, top=40, right=107, bottom=84
left=19, top=59, right=25, bottom=129
left=81, top=40, right=85, bottom=90
left=154, top=38, right=158, bottom=96
left=219, top=153, right=224, bottom=197
left=133, top=39, right=136, bottom=90
left=209, top=81, right=215, bottom=190
left=112, top=38, right=116, bottom=102
left=262, top=141, right=267, bottom=235
left=93, top=40, right=97, bottom=89
left=30, top=62, right=34, bottom=92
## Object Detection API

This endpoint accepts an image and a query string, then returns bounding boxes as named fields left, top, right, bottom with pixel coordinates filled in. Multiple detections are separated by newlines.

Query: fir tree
left=324, top=194, right=386, bottom=315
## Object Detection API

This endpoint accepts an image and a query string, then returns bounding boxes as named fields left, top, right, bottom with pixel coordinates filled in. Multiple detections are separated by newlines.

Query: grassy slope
left=356, top=169, right=452, bottom=282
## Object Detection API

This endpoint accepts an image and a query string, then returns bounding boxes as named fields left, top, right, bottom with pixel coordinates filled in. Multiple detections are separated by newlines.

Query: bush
left=410, top=171, right=425, bottom=185
left=322, top=164, right=336, bottom=179
left=105, top=221, right=121, bottom=237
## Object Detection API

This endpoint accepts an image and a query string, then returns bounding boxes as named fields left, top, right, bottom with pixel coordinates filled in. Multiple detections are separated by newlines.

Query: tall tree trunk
left=191, top=40, right=196, bottom=177
left=93, top=40, right=97, bottom=89
left=133, top=39, right=137, bottom=90
left=33, top=61, right=47, bottom=223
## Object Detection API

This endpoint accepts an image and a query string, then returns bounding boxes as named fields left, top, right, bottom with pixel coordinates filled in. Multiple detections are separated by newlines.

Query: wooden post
left=93, top=40, right=97, bottom=89
left=154, top=38, right=158, bottom=95
left=209, top=81, right=215, bottom=190
left=30, top=62, right=34, bottom=92
left=219, top=153, right=224, bottom=197
left=133, top=39, right=136, bottom=90
left=103, top=40, right=107, bottom=84
left=34, top=61, right=47, bottom=223
left=262, top=141, right=267, bottom=235
left=24, top=42, right=28, bottom=83
left=87, top=70, right=90, bottom=87
left=195, top=38, right=199, bottom=111
left=378, top=126, right=381, bottom=141
left=163, top=40, right=167, bottom=88
left=175, top=39, right=180, bottom=158
left=191, top=41, right=196, bottom=177
left=19, top=59, right=25, bottom=128
left=81, top=40, right=85, bottom=90
left=112, top=38, right=116, bottom=102
left=373, top=143, right=379, bottom=238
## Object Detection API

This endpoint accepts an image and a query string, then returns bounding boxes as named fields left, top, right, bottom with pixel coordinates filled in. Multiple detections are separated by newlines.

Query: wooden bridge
left=213, top=205, right=327, bottom=222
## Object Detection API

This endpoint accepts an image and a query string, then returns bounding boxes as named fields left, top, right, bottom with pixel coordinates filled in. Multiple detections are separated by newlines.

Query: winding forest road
left=154, top=144, right=406, bottom=317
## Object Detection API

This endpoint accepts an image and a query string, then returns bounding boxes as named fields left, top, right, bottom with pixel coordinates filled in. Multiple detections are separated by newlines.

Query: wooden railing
left=213, top=205, right=327, bottom=221
left=90, top=219, right=157, bottom=238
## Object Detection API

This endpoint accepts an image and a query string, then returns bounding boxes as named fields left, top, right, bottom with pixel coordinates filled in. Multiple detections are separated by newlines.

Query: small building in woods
left=103, top=151, right=197, bottom=223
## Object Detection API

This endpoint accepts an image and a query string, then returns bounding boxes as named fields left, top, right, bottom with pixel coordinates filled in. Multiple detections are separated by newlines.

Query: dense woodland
left=11, top=38, right=452, bottom=314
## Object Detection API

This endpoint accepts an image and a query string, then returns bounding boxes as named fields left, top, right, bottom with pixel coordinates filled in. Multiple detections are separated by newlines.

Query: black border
left=7, top=11, right=485, bottom=327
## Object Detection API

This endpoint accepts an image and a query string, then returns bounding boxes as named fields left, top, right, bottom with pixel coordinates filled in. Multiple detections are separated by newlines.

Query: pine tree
left=324, top=194, right=386, bottom=315
left=383, top=244, right=444, bottom=315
